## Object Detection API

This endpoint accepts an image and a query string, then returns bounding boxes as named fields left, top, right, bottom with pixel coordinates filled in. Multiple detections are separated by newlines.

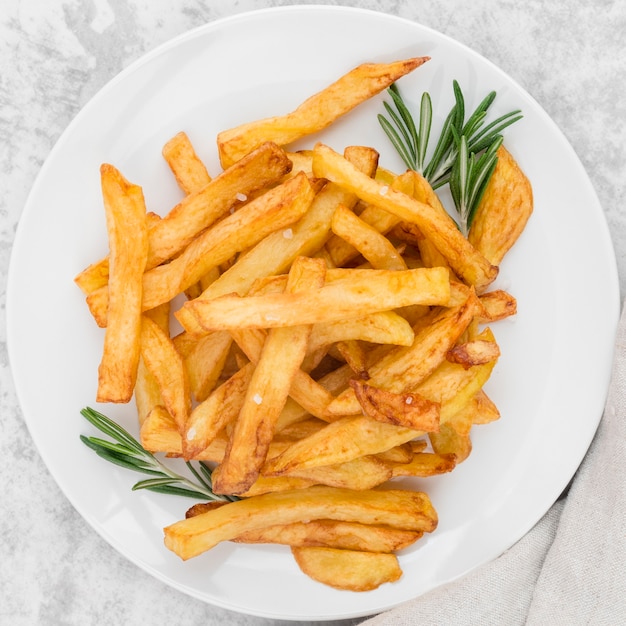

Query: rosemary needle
left=79, top=406, right=237, bottom=501
left=378, top=79, right=522, bottom=234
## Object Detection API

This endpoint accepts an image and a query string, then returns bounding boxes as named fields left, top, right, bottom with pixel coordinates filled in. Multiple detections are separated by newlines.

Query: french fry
left=278, top=454, right=394, bottom=491
left=233, top=519, right=422, bottom=553
left=350, top=379, right=440, bottom=431
left=180, top=266, right=450, bottom=332
left=212, top=257, right=326, bottom=494
left=139, top=315, right=190, bottom=433
left=469, top=146, right=533, bottom=265
left=175, top=330, right=233, bottom=402
left=217, top=57, right=429, bottom=167
left=324, top=169, right=414, bottom=267
left=312, top=143, right=498, bottom=291
left=470, top=390, right=501, bottom=425
left=446, top=338, right=501, bottom=369
left=308, top=311, right=415, bottom=352
left=135, top=302, right=170, bottom=424
left=331, top=203, right=407, bottom=270
left=183, top=362, right=254, bottom=459
left=163, top=485, right=437, bottom=560
left=429, top=424, right=472, bottom=464
left=96, top=164, right=149, bottom=403
left=162, top=131, right=212, bottom=194
left=389, top=452, right=457, bottom=478
left=291, top=547, right=402, bottom=591
left=478, top=289, right=517, bottom=322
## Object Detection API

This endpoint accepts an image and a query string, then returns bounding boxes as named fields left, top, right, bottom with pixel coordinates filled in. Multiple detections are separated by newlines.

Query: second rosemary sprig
left=378, top=79, right=522, bottom=234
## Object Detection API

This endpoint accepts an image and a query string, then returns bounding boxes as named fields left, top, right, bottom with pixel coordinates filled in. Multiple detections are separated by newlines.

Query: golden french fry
left=239, top=475, right=318, bottom=497
left=447, top=338, right=501, bottom=369
left=312, top=143, right=498, bottom=291
left=331, top=203, right=407, bottom=270
left=217, top=57, right=429, bottom=168
left=176, top=330, right=233, bottom=402
left=162, top=131, right=212, bottom=194
left=478, top=289, right=517, bottom=322
left=139, top=405, right=228, bottom=462
left=212, top=257, right=326, bottom=494
left=180, top=266, right=450, bottom=332
left=279, top=454, right=394, bottom=491
left=233, top=520, right=422, bottom=553
left=229, top=327, right=337, bottom=422
left=96, top=164, right=149, bottom=404
left=325, top=170, right=414, bottom=267
left=407, top=170, right=453, bottom=270
left=429, top=424, right=472, bottom=464
left=163, top=485, right=437, bottom=560
left=350, top=379, right=440, bottom=431
left=263, top=416, right=420, bottom=476
left=374, top=443, right=415, bottom=464
left=308, top=311, right=414, bottom=353
left=389, top=452, right=457, bottom=478
left=135, top=302, right=170, bottom=424
left=291, top=547, right=402, bottom=591
left=470, top=390, right=501, bottom=425
left=139, top=315, right=191, bottom=433
left=183, top=362, right=254, bottom=459
left=469, top=146, right=533, bottom=265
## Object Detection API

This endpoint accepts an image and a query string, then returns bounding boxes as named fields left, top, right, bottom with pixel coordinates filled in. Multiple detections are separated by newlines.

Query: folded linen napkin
left=361, top=303, right=626, bottom=625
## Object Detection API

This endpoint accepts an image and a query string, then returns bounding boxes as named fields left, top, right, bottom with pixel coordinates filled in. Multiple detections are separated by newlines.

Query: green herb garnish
left=378, top=80, right=522, bottom=234
left=80, top=406, right=237, bottom=501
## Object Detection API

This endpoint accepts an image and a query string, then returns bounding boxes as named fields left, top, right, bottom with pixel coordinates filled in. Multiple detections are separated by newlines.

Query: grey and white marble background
left=1, top=1, right=625, bottom=625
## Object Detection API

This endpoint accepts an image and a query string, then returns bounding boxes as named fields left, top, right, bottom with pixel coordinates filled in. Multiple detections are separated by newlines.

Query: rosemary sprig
left=79, top=406, right=237, bottom=501
left=378, top=79, right=522, bottom=233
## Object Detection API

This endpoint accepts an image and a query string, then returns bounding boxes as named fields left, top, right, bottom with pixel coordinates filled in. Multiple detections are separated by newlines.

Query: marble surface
left=1, top=1, right=625, bottom=624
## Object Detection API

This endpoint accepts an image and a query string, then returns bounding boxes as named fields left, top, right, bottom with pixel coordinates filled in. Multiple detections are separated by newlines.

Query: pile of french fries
left=76, top=56, right=532, bottom=592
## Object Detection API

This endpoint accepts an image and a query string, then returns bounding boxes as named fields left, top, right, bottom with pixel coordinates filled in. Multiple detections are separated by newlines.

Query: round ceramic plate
left=7, top=6, right=620, bottom=621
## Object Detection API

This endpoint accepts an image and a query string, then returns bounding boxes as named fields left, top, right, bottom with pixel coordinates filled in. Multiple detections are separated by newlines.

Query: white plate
left=7, top=5, right=620, bottom=622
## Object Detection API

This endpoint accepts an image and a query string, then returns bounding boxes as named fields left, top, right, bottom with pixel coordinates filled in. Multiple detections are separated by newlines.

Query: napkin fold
left=361, top=302, right=626, bottom=626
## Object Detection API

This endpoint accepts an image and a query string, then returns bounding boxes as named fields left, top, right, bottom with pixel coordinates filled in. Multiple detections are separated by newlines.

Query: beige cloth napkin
left=361, top=303, right=626, bottom=625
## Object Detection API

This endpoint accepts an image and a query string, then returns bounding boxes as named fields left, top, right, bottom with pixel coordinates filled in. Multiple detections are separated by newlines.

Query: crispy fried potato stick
left=135, top=302, right=169, bottom=424
left=212, top=257, right=326, bottom=494
left=232, top=519, right=422, bottom=553
left=330, top=203, right=407, bottom=271
left=163, top=485, right=437, bottom=560
left=291, top=546, right=402, bottom=591
left=139, top=315, right=190, bottom=433
left=162, top=131, right=211, bottom=194
left=183, top=362, right=254, bottom=460
left=469, top=146, right=533, bottom=265
left=217, top=57, right=429, bottom=167
left=179, top=266, right=450, bottom=332
left=96, top=164, right=149, bottom=403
